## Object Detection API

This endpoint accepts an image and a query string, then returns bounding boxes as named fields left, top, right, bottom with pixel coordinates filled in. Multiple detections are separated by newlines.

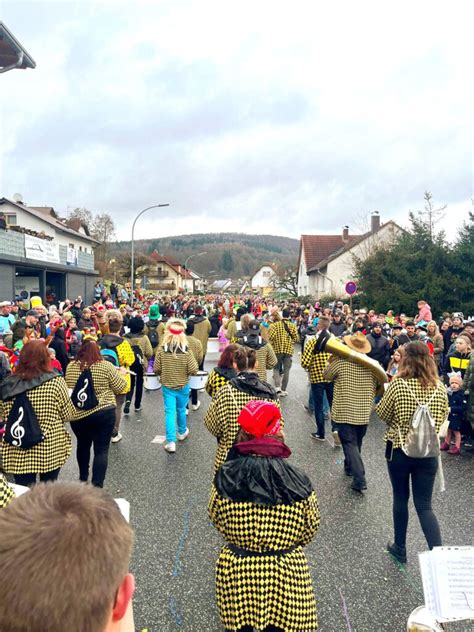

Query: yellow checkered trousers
left=0, top=376, right=76, bottom=474
left=204, top=383, right=283, bottom=472
left=209, top=485, right=320, bottom=631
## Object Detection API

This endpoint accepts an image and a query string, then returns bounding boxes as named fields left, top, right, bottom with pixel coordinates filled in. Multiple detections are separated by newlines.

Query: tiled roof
left=149, top=250, right=193, bottom=278
left=301, top=234, right=359, bottom=270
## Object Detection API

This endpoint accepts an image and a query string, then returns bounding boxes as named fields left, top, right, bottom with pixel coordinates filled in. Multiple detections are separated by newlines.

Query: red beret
left=237, top=400, right=281, bottom=438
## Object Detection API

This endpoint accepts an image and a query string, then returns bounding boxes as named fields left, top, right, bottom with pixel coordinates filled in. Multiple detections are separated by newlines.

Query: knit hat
left=149, top=304, right=160, bottom=319
left=237, top=400, right=282, bottom=438
left=448, top=372, right=463, bottom=386
left=129, top=316, right=145, bottom=334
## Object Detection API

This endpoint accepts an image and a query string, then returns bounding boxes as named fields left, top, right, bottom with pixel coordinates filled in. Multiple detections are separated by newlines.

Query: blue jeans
left=311, top=382, right=334, bottom=438
left=162, top=384, right=190, bottom=443
left=308, top=388, right=330, bottom=415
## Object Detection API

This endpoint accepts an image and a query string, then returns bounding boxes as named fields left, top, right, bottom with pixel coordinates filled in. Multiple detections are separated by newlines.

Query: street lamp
left=184, top=251, right=207, bottom=293
left=131, top=204, right=170, bottom=296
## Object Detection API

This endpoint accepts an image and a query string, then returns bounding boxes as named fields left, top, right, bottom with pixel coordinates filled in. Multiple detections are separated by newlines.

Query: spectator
left=415, top=300, right=432, bottom=324
left=367, top=322, right=391, bottom=370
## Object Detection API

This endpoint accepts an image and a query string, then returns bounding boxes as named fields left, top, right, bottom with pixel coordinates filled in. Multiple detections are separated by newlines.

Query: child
left=387, top=347, right=404, bottom=380
left=217, top=317, right=229, bottom=353
left=441, top=373, right=467, bottom=455
left=48, top=348, right=63, bottom=374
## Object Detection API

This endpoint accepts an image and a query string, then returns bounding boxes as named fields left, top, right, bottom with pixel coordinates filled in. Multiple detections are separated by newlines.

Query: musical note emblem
left=10, top=407, right=25, bottom=447
left=76, top=379, right=89, bottom=409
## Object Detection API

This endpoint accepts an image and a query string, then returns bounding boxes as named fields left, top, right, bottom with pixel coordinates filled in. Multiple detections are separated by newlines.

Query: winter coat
left=366, top=332, right=391, bottom=369
left=462, top=352, right=474, bottom=428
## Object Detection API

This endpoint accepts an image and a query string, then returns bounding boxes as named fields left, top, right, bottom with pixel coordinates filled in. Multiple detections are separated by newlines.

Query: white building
left=297, top=213, right=403, bottom=298
left=251, top=264, right=277, bottom=293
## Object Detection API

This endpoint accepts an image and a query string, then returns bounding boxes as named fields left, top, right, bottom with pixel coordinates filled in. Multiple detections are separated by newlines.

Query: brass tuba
left=315, top=329, right=388, bottom=389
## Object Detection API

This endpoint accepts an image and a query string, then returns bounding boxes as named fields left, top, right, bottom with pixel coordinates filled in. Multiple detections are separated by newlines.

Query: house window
left=69, top=243, right=74, bottom=249
left=5, top=214, right=17, bottom=226
left=262, top=270, right=271, bottom=277
left=79, top=246, right=83, bottom=252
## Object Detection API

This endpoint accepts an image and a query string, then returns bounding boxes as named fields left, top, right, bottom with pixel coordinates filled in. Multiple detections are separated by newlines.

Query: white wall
left=251, top=265, right=276, bottom=289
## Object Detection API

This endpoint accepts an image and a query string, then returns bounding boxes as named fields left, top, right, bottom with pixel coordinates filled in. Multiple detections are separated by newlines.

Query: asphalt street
left=59, top=351, right=473, bottom=632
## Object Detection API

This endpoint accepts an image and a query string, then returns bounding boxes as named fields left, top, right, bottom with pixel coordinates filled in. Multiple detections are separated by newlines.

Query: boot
left=387, top=542, right=407, bottom=563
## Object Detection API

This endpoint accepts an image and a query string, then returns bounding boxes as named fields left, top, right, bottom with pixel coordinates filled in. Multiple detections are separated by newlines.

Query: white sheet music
left=419, top=546, right=474, bottom=622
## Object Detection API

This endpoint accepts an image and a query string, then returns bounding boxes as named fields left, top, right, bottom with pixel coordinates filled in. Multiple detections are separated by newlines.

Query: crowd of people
left=0, top=289, right=473, bottom=631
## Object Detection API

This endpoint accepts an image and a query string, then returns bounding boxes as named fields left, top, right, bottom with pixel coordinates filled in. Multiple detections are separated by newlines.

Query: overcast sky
left=1, top=1, right=471, bottom=242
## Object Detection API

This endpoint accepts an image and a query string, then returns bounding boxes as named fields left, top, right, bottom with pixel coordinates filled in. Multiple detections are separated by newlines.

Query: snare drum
left=144, top=374, right=161, bottom=391
left=189, top=370, right=209, bottom=390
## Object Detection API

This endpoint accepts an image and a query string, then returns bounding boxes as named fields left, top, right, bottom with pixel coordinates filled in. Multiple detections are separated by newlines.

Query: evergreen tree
left=221, top=251, right=234, bottom=274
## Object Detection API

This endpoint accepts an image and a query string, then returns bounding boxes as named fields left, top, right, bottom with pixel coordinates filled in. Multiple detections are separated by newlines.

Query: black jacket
left=367, top=332, right=391, bottom=369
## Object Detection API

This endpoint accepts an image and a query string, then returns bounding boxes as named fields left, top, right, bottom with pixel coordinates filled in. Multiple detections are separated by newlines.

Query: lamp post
left=184, top=251, right=207, bottom=293
left=131, top=204, right=170, bottom=297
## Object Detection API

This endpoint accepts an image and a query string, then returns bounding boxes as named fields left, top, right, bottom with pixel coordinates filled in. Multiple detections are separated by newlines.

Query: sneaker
left=332, top=430, right=341, bottom=447
left=164, top=441, right=176, bottom=453
left=134, top=406, right=142, bottom=412
left=448, top=446, right=461, bottom=455
left=275, top=387, right=282, bottom=394
left=192, top=401, right=201, bottom=411
left=177, top=428, right=189, bottom=441
left=440, top=441, right=450, bottom=451
left=111, top=432, right=122, bottom=443
left=279, top=390, right=288, bottom=397
left=351, top=484, right=367, bottom=493
left=303, top=404, right=314, bottom=414
left=311, top=433, right=325, bottom=442
left=387, top=542, right=407, bottom=564
left=123, top=404, right=130, bottom=416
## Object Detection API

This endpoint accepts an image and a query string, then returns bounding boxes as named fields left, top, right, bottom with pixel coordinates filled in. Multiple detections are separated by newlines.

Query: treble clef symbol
left=10, top=407, right=25, bottom=447
left=77, top=379, right=89, bottom=408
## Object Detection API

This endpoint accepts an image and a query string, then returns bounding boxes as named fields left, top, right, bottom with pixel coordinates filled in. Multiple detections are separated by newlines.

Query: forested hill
left=111, top=233, right=299, bottom=277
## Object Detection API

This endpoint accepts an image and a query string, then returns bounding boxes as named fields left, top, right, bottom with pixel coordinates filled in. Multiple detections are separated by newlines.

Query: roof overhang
left=0, top=22, right=36, bottom=73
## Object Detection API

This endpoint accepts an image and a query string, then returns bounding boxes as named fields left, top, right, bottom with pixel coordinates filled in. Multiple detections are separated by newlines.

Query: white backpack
left=399, top=382, right=440, bottom=459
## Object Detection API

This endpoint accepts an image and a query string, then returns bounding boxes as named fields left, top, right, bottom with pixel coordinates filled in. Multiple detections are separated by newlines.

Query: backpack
left=148, top=323, right=159, bottom=348
left=71, top=368, right=98, bottom=411
left=100, top=348, right=119, bottom=366
left=399, top=382, right=441, bottom=458
left=131, top=343, right=144, bottom=369
left=4, top=392, right=45, bottom=449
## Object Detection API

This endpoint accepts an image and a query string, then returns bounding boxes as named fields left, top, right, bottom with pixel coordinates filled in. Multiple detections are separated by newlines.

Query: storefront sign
left=25, top=235, right=60, bottom=263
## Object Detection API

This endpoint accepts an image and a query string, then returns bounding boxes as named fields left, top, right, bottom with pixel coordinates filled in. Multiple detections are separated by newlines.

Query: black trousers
left=126, top=368, right=144, bottom=409
left=338, top=423, right=368, bottom=489
left=14, top=468, right=60, bottom=487
left=387, top=448, right=441, bottom=549
left=71, top=408, right=115, bottom=487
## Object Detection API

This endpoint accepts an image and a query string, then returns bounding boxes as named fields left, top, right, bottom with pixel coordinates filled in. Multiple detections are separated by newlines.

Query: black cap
left=248, top=320, right=260, bottom=332
left=26, top=309, right=39, bottom=317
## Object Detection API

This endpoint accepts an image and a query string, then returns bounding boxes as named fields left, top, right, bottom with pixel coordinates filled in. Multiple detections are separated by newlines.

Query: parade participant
left=188, top=305, right=212, bottom=366
left=205, top=346, right=281, bottom=472
left=323, top=332, right=378, bottom=492
left=0, top=340, right=76, bottom=486
left=153, top=319, right=198, bottom=453
left=377, top=342, right=448, bottom=562
left=66, top=339, right=128, bottom=487
left=440, top=373, right=467, bottom=455
left=100, top=311, right=135, bottom=444
left=217, top=317, right=230, bottom=352
left=185, top=320, right=204, bottom=411
left=144, top=304, right=164, bottom=353
left=205, top=344, right=238, bottom=398
left=225, top=307, right=245, bottom=342
left=0, top=471, right=15, bottom=508
left=236, top=319, right=277, bottom=383
left=123, top=317, right=153, bottom=415
left=269, top=307, right=299, bottom=396
left=0, top=482, right=135, bottom=632
left=301, top=316, right=334, bottom=442
left=209, top=400, right=319, bottom=632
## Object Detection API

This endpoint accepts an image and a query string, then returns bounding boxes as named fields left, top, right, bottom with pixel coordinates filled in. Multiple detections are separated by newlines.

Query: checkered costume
left=269, top=319, right=299, bottom=355
left=237, top=339, right=278, bottom=382
left=323, top=357, right=377, bottom=424
left=377, top=378, right=448, bottom=448
left=204, top=382, right=283, bottom=472
left=0, top=376, right=76, bottom=474
left=205, top=369, right=232, bottom=398
left=190, top=317, right=212, bottom=356
left=0, top=473, right=15, bottom=508
left=209, top=486, right=319, bottom=631
left=65, top=360, right=127, bottom=420
left=153, top=346, right=198, bottom=389
left=301, top=337, right=331, bottom=383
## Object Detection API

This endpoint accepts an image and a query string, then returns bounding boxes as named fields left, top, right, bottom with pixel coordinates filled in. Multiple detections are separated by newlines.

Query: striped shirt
left=65, top=360, right=128, bottom=420
left=153, top=346, right=198, bottom=389
left=186, top=335, right=204, bottom=366
left=269, top=320, right=299, bottom=355
left=323, top=357, right=378, bottom=425
left=377, top=378, right=448, bottom=448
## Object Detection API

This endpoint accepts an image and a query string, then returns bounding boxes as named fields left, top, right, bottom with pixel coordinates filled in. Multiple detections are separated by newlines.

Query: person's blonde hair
left=0, top=482, right=133, bottom=632
left=426, top=320, right=439, bottom=336
left=240, top=314, right=251, bottom=330
left=162, top=318, right=188, bottom=353
left=106, top=309, right=123, bottom=323
left=396, top=341, right=439, bottom=388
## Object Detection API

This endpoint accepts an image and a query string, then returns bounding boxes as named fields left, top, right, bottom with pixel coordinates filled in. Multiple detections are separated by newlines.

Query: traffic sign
left=345, top=281, right=357, bottom=296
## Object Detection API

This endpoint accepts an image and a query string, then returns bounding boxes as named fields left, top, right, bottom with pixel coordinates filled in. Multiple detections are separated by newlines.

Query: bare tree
left=68, top=207, right=94, bottom=229
left=418, top=191, right=447, bottom=241
left=270, top=265, right=298, bottom=297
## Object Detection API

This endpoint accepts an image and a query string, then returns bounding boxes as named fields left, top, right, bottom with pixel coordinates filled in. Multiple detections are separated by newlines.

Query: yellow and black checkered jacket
left=186, top=335, right=203, bottom=366
left=65, top=360, right=128, bottom=421
left=205, top=367, right=236, bottom=398
left=153, top=346, right=198, bottom=389
left=208, top=484, right=319, bottom=631
left=323, top=357, right=378, bottom=425
left=301, top=337, right=331, bottom=383
left=204, top=380, right=283, bottom=472
left=377, top=377, right=448, bottom=448
left=0, top=376, right=76, bottom=474
left=0, top=473, right=15, bottom=508
left=269, top=319, right=299, bottom=355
